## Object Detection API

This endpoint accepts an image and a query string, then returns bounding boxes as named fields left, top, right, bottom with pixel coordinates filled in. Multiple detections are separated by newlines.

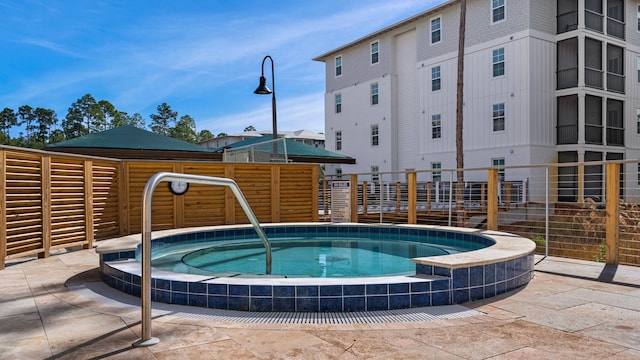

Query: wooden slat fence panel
left=126, top=162, right=176, bottom=233
left=50, top=156, right=86, bottom=247
left=233, top=165, right=273, bottom=223
left=181, top=164, right=227, bottom=227
left=4, top=150, right=44, bottom=256
left=279, top=165, right=316, bottom=222
left=93, top=160, right=120, bottom=239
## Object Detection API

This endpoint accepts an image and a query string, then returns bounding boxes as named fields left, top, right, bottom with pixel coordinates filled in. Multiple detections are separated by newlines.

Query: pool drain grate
left=167, top=305, right=483, bottom=324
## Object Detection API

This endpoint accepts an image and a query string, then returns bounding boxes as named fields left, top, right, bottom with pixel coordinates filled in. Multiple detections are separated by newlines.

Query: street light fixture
left=254, top=55, right=278, bottom=158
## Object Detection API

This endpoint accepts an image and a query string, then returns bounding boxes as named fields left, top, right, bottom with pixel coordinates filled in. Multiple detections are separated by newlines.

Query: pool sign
left=331, top=180, right=351, bottom=223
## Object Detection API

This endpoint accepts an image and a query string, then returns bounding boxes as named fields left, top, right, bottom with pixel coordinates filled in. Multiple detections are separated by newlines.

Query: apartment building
left=314, top=0, right=640, bottom=201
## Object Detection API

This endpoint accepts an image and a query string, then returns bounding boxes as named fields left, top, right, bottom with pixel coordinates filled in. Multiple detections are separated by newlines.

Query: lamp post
left=254, top=55, right=278, bottom=158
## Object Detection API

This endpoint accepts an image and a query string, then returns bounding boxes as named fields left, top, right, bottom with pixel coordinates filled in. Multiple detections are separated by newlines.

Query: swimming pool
left=97, top=223, right=536, bottom=312
left=149, top=230, right=489, bottom=278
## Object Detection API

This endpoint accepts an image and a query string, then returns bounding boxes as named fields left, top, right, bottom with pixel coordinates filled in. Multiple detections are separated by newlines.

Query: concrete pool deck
left=1, top=249, right=639, bottom=359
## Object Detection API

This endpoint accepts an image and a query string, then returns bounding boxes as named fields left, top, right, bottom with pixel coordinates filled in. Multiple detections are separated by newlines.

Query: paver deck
left=1, top=249, right=639, bottom=359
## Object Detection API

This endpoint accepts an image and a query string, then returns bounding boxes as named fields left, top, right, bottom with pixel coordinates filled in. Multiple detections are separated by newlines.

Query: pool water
left=150, top=235, right=484, bottom=277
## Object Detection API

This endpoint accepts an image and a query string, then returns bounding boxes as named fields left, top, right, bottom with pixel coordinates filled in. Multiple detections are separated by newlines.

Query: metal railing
left=320, top=161, right=640, bottom=267
left=135, top=172, right=272, bottom=347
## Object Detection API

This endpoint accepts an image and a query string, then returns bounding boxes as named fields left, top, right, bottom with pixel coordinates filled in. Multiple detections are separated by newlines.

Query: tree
left=49, top=129, right=65, bottom=144
left=149, top=102, right=177, bottom=136
left=18, top=105, right=36, bottom=143
left=216, top=132, right=228, bottom=138
left=128, top=113, right=146, bottom=129
left=196, top=129, right=214, bottom=143
left=244, top=125, right=256, bottom=132
left=63, top=94, right=103, bottom=138
left=33, top=107, right=58, bottom=148
left=169, top=114, right=197, bottom=143
left=98, top=100, right=118, bottom=130
left=455, top=0, right=467, bottom=227
left=0, top=107, right=18, bottom=144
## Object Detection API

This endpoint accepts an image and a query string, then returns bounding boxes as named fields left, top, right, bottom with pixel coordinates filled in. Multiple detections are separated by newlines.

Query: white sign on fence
left=331, top=180, right=351, bottom=223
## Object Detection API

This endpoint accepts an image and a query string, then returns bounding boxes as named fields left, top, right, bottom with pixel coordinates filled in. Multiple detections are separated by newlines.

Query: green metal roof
left=47, top=126, right=213, bottom=152
left=219, top=135, right=355, bottom=163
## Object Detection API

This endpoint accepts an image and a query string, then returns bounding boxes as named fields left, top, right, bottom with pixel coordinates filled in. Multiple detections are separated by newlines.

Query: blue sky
left=1, top=0, right=444, bottom=137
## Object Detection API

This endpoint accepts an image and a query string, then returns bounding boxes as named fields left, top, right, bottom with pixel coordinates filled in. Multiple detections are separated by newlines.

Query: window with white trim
left=432, top=114, right=441, bottom=139
left=492, top=48, right=505, bottom=77
left=371, top=83, right=379, bottom=105
left=637, top=4, right=640, bottom=31
left=336, top=168, right=343, bottom=179
left=492, top=158, right=505, bottom=182
left=371, top=124, right=379, bottom=146
left=335, top=55, right=342, bottom=77
left=637, top=56, right=640, bottom=83
left=493, top=103, right=505, bottom=131
left=371, top=165, right=379, bottom=183
left=430, top=17, right=441, bottom=44
left=335, top=130, right=342, bottom=151
left=335, top=93, right=342, bottom=113
left=492, top=0, right=505, bottom=23
left=636, top=108, right=640, bottom=134
left=371, top=41, right=379, bottom=65
left=431, top=162, right=442, bottom=182
left=431, top=66, right=441, bottom=91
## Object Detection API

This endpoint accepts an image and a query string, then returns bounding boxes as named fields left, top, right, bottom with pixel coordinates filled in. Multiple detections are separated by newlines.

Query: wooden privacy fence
left=0, top=146, right=320, bottom=269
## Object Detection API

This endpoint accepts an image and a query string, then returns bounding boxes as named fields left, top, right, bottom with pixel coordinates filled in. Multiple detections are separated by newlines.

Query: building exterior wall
left=317, top=0, right=640, bottom=201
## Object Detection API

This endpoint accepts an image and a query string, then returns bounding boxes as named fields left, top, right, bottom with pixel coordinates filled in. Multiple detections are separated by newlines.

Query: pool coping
left=96, top=223, right=535, bottom=312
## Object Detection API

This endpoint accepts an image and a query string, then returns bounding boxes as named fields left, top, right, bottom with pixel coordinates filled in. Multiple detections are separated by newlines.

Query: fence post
left=0, top=149, right=5, bottom=269
left=362, top=181, right=368, bottom=215
left=40, top=155, right=51, bottom=259
left=487, top=168, right=498, bottom=230
left=408, top=172, right=417, bottom=224
left=84, top=160, right=94, bottom=249
left=350, top=174, right=358, bottom=222
left=605, top=163, right=619, bottom=264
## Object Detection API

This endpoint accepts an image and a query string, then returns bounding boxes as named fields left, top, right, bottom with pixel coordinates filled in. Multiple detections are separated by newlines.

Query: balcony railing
left=607, top=72, right=625, bottom=93
left=585, top=124, right=603, bottom=144
left=585, top=10, right=604, bottom=32
left=607, top=17, right=625, bottom=40
left=557, top=124, right=578, bottom=144
left=607, top=128, right=624, bottom=146
left=557, top=10, right=578, bottom=34
left=557, top=68, right=578, bottom=89
left=585, top=67, right=603, bottom=89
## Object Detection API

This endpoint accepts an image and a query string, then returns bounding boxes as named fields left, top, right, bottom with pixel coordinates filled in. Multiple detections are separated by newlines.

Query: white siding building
left=314, top=0, right=640, bottom=202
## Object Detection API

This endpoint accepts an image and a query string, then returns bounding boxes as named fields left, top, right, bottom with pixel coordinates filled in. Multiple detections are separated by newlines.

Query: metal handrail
left=133, top=172, right=272, bottom=347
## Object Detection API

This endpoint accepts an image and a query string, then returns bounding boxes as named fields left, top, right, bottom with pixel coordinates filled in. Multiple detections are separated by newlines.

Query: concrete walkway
left=1, top=250, right=639, bottom=359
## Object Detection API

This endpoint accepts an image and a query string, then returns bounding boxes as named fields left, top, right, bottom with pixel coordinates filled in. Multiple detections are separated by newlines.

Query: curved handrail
left=134, top=172, right=272, bottom=347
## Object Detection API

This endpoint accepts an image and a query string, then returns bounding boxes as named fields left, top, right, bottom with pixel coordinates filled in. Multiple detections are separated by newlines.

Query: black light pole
left=254, top=55, right=278, bottom=158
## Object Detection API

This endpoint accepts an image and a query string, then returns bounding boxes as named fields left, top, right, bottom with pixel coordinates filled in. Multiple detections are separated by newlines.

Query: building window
left=371, top=83, right=379, bottom=105
left=431, top=162, right=442, bottom=182
left=492, top=48, right=505, bottom=77
left=637, top=56, right=640, bottom=83
left=431, top=17, right=441, bottom=44
left=371, top=41, right=379, bottom=65
left=371, top=166, right=380, bottom=183
left=335, top=130, right=342, bottom=151
left=335, top=93, right=342, bottom=113
left=335, top=55, right=342, bottom=77
left=637, top=4, right=640, bottom=31
left=431, top=66, right=441, bottom=91
left=492, top=158, right=505, bottom=182
left=336, top=168, right=343, bottom=179
left=492, top=0, right=505, bottom=23
left=637, top=164, right=640, bottom=186
left=432, top=114, right=441, bottom=139
left=371, top=124, right=379, bottom=146
left=637, top=108, right=640, bottom=135
left=492, top=103, right=505, bottom=131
